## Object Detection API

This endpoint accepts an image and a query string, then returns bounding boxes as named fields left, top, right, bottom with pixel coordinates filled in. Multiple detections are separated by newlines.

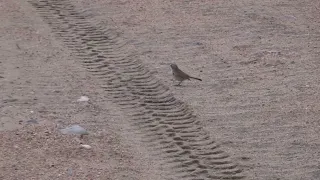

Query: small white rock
left=60, top=125, right=88, bottom=135
left=80, top=144, right=92, bottom=149
left=77, top=96, right=89, bottom=102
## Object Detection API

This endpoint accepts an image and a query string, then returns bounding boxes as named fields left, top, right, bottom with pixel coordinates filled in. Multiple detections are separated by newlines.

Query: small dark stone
left=3, top=99, right=18, bottom=103
left=240, top=156, right=251, bottom=161
left=26, top=119, right=38, bottom=124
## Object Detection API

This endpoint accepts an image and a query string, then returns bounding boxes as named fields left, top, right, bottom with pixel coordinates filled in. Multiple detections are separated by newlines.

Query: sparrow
left=170, top=63, right=202, bottom=86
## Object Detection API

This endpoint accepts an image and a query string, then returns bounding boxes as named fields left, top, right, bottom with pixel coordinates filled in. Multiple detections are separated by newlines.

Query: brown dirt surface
left=1, top=0, right=320, bottom=179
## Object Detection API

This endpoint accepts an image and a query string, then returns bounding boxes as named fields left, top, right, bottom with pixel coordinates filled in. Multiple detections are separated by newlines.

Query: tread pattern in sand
left=29, top=0, right=245, bottom=179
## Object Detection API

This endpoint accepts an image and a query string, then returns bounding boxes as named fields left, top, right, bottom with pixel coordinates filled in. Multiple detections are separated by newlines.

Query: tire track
left=29, top=0, right=246, bottom=179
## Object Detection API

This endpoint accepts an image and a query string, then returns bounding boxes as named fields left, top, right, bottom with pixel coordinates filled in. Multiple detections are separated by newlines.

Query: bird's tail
left=190, top=76, right=202, bottom=81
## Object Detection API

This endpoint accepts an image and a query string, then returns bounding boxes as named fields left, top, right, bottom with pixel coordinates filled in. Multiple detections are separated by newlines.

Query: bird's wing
left=176, top=69, right=190, bottom=79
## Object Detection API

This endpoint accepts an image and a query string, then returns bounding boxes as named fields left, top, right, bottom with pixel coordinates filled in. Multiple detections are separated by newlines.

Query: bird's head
left=170, top=63, right=178, bottom=70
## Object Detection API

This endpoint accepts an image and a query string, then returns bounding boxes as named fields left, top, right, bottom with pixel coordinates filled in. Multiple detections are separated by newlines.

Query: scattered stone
left=77, top=96, right=89, bottom=102
left=26, top=119, right=38, bottom=124
left=53, top=90, right=60, bottom=93
left=59, top=125, right=88, bottom=136
left=67, top=168, right=73, bottom=176
left=80, top=144, right=92, bottom=149
left=3, top=99, right=18, bottom=103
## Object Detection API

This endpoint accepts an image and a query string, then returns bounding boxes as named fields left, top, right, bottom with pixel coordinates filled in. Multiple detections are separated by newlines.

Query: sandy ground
left=1, top=0, right=320, bottom=179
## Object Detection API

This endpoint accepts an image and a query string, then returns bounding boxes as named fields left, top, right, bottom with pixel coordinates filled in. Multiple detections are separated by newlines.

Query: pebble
left=80, top=144, right=92, bottom=149
left=77, top=96, right=89, bottom=102
left=59, top=125, right=88, bottom=135
left=26, top=119, right=38, bottom=124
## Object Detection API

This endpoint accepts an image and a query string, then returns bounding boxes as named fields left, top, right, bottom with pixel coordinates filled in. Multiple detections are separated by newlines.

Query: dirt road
left=1, top=0, right=319, bottom=179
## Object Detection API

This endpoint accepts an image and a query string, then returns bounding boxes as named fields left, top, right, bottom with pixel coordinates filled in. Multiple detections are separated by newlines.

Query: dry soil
left=1, top=0, right=320, bottom=180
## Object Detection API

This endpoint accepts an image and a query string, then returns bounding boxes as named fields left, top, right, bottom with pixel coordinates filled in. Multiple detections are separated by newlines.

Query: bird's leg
left=76, top=136, right=82, bottom=144
left=174, top=81, right=182, bottom=86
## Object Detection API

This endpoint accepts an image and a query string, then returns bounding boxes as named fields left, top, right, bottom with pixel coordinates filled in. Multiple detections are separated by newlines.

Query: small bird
left=170, top=63, right=202, bottom=86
